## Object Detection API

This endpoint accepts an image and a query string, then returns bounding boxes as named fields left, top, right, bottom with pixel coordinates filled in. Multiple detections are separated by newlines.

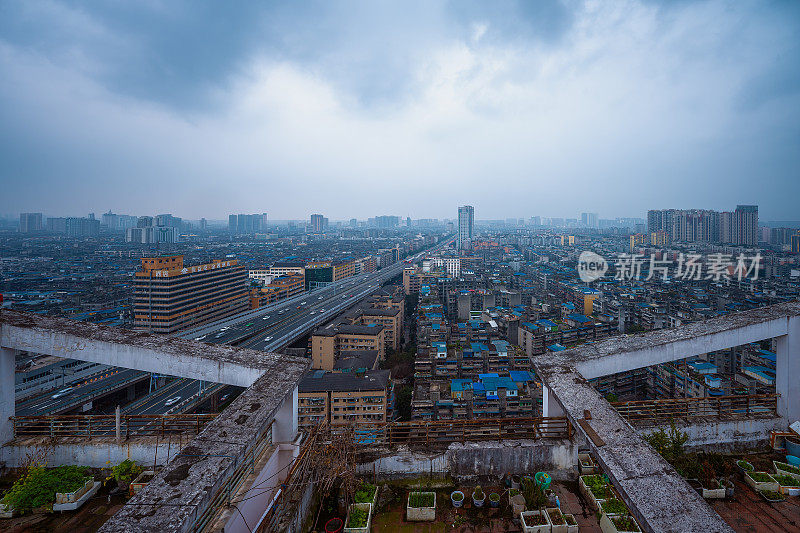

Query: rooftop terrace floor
left=709, top=452, right=800, bottom=533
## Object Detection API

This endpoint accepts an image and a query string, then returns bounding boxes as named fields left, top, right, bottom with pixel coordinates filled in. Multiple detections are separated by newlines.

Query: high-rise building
left=19, top=213, right=43, bottom=233
left=310, top=214, right=325, bottom=233
left=581, top=212, right=599, bottom=228
left=228, top=213, right=268, bottom=234
left=734, top=205, right=758, bottom=246
left=457, top=205, right=474, bottom=251
left=791, top=232, right=800, bottom=253
left=133, top=255, right=249, bottom=334
left=45, top=217, right=100, bottom=237
left=648, top=206, right=757, bottom=246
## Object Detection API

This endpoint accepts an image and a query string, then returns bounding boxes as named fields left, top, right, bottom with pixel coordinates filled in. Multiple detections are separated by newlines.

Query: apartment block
left=297, top=369, right=390, bottom=431
left=133, top=255, right=249, bottom=334
left=250, top=274, right=305, bottom=308
left=311, top=324, right=386, bottom=370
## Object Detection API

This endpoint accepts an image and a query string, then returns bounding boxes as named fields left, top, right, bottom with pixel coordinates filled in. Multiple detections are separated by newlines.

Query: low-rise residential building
left=297, top=369, right=391, bottom=430
left=311, top=324, right=386, bottom=369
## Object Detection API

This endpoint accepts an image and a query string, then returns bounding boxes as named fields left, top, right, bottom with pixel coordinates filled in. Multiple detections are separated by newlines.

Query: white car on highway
left=165, top=396, right=182, bottom=407
left=51, top=387, right=74, bottom=399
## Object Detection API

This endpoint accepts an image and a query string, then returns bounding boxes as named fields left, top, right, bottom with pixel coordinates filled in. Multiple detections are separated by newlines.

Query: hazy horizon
left=2, top=1, right=799, bottom=220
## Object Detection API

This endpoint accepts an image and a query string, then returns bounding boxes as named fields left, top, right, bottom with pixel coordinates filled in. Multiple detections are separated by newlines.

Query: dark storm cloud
left=0, top=0, right=799, bottom=220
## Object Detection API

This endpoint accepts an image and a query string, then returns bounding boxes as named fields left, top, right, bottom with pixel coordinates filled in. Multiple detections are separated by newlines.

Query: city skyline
left=2, top=1, right=799, bottom=219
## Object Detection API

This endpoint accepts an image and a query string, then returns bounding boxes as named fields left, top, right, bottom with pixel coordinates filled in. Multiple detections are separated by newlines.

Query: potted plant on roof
left=699, top=462, right=725, bottom=499
left=111, top=460, right=143, bottom=493
left=489, top=491, right=501, bottom=508
left=343, top=502, right=371, bottom=533
left=600, top=514, right=641, bottom=533
left=472, top=485, right=486, bottom=507
left=450, top=490, right=464, bottom=508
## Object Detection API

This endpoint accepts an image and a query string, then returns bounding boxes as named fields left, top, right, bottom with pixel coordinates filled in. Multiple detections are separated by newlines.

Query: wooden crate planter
left=563, top=513, right=579, bottom=533
left=520, top=509, right=552, bottom=533
left=600, top=513, right=640, bottom=533
left=344, top=502, right=372, bottom=533
left=406, top=492, right=436, bottom=522
left=745, top=472, right=779, bottom=492
left=547, top=507, right=568, bottom=533
left=773, top=461, right=800, bottom=483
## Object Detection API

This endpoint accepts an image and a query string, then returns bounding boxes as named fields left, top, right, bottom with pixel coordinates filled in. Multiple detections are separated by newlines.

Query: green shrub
left=408, top=492, right=434, bottom=508
left=1, top=466, right=90, bottom=512
left=111, top=460, right=142, bottom=483
left=522, top=477, right=547, bottom=509
left=644, top=422, right=688, bottom=463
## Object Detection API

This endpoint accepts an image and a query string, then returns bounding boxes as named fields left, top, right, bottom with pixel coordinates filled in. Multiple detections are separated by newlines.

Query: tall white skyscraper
left=457, top=205, right=474, bottom=251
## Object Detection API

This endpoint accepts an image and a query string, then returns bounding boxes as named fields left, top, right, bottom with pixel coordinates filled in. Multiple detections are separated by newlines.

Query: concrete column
left=1, top=348, right=15, bottom=447
left=542, top=385, right=565, bottom=418
left=776, top=316, right=800, bottom=423
left=272, top=386, right=298, bottom=444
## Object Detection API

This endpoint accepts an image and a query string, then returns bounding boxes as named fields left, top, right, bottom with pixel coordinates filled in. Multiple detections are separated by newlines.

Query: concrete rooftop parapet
left=535, top=301, right=800, bottom=380
left=532, top=301, right=800, bottom=533
left=536, top=363, right=734, bottom=533
left=0, top=310, right=282, bottom=387
left=98, top=359, right=308, bottom=533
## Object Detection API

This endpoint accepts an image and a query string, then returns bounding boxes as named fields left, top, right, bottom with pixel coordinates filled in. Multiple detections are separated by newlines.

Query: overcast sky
left=1, top=0, right=798, bottom=221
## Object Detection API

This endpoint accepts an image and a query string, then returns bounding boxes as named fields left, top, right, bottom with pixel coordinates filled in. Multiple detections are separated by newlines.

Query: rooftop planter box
left=55, top=479, right=94, bottom=504
left=600, top=513, right=641, bottom=533
left=773, top=474, right=800, bottom=496
left=0, top=503, right=17, bottom=518
left=600, top=498, right=629, bottom=517
left=344, top=502, right=372, bottom=533
left=759, top=490, right=785, bottom=503
left=520, top=509, right=552, bottom=533
left=736, top=460, right=754, bottom=474
left=745, top=472, right=779, bottom=492
left=701, top=480, right=726, bottom=500
left=406, top=492, right=435, bottom=522
left=773, top=461, right=800, bottom=483
left=578, top=452, right=597, bottom=475
left=130, top=470, right=156, bottom=495
left=354, top=483, right=378, bottom=506
left=579, top=475, right=612, bottom=511
left=563, top=513, right=579, bottom=533
left=547, top=507, right=568, bottom=533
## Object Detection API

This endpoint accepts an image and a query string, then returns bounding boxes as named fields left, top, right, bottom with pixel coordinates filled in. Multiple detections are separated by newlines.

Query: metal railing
left=612, top=393, right=778, bottom=426
left=323, top=416, right=572, bottom=445
left=11, top=413, right=217, bottom=439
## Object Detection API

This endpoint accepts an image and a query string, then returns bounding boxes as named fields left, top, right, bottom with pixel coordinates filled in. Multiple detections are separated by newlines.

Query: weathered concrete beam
left=535, top=301, right=800, bottom=380
left=0, top=310, right=278, bottom=386
left=535, top=363, right=734, bottom=533
left=99, top=362, right=308, bottom=533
